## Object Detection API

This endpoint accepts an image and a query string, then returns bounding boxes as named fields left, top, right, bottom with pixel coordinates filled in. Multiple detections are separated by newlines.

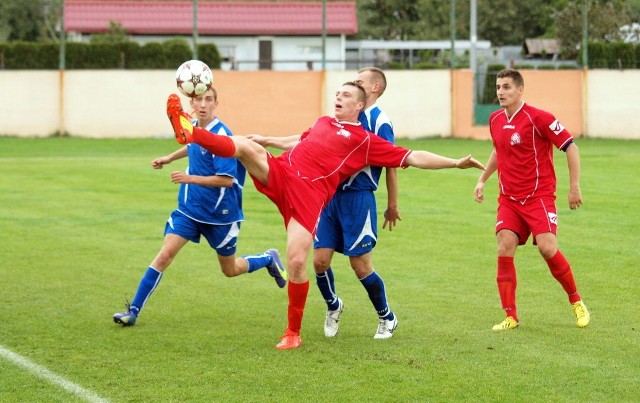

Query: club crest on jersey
left=549, top=119, right=565, bottom=135
left=548, top=212, right=558, bottom=225
left=336, top=128, right=351, bottom=138
left=510, top=132, right=521, bottom=146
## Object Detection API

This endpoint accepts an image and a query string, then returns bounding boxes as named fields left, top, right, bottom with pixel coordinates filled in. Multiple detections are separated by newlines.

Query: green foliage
left=387, top=61, right=406, bottom=69
left=90, top=21, right=128, bottom=44
left=0, top=39, right=220, bottom=70
left=162, top=38, right=192, bottom=69
left=412, top=61, right=442, bottom=70
left=513, top=64, right=535, bottom=70
left=612, top=42, right=636, bottom=69
left=557, top=0, right=634, bottom=60
left=0, top=138, right=638, bottom=401
left=588, top=41, right=638, bottom=69
left=0, top=0, right=45, bottom=41
left=537, top=64, right=557, bottom=70
left=357, top=0, right=425, bottom=40
left=197, top=44, right=222, bottom=69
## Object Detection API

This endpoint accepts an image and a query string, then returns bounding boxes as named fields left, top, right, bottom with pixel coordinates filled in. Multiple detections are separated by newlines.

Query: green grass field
left=1, top=137, right=638, bottom=402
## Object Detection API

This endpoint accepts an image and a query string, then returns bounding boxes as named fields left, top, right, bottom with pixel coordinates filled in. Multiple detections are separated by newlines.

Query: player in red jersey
left=474, top=68, right=590, bottom=331
left=167, top=82, right=485, bottom=349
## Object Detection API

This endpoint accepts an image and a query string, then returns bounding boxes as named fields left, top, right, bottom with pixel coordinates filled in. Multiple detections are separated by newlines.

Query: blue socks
left=130, top=266, right=163, bottom=315
left=360, top=270, right=394, bottom=321
left=316, top=268, right=340, bottom=310
left=243, top=252, right=272, bottom=273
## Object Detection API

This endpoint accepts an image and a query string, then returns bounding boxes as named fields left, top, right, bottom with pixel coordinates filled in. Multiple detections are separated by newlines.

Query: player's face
left=496, top=77, right=523, bottom=110
left=334, top=85, right=364, bottom=122
left=190, top=89, right=218, bottom=125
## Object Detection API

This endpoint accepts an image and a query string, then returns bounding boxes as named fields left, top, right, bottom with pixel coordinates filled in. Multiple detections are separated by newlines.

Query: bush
left=162, top=37, right=192, bottom=69
left=537, top=64, right=557, bottom=70
left=612, top=42, right=635, bottom=69
left=0, top=40, right=221, bottom=70
left=198, top=44, right=222, bottom=69
left=412, top=61, right=442, bottom=70
left=387, top=61, right=405, bottom=70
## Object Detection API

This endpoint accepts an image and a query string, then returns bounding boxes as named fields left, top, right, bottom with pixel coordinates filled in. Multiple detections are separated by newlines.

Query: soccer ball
left=175, top=60, right=213, bottom=97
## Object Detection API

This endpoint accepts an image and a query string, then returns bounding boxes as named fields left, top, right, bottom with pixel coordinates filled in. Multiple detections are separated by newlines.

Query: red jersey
left=282, top=116, right=411, bottom=199
left=489, top=102, right=573, bottom=204
left=253, top=116, right=411, bottom=234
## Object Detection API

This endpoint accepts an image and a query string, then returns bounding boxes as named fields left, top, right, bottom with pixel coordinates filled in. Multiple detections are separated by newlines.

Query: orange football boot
left=275, top=329, right=302, bottom=350
left=166, top=94, right=194, bottom=144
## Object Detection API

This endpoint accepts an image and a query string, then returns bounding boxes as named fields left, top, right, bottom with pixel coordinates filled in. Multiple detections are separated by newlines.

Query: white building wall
left=1, top=70, right=639, bottom=139
left=586, top=70, right=640, bottom=139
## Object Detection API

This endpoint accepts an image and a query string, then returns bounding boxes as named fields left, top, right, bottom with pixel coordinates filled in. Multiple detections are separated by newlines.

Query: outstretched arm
left=474, top=149, right=498, bottom=203
left=405, top=150, right=485, bottom=170
left=565, top=143, right=583, bottom=210
left=246, top=134, right=302, bottom=150
left=152, top=146, right=188, bottom=169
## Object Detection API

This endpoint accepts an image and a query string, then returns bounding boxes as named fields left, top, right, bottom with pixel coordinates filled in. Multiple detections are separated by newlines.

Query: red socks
left=546, top=250, right=581, bottom=303
left=191, top=126, right=236, bottom=157
left=497, top=256, right=518, bottom=321
left=286, top=281, right=310, bottom=335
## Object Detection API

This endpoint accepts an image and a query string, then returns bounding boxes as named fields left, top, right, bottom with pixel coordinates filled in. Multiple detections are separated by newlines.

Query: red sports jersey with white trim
left=489, top=102, right=573, bottom=204
left=281, top=116, right=411, bottom=197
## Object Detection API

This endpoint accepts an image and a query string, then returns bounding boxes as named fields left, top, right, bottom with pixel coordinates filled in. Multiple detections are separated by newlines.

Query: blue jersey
left=338, top=104, right=395, bottom=191
left=176, top=118, right=246, bottom=224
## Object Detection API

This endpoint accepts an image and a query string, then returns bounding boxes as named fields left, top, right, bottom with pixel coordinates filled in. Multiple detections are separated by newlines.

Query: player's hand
left=456, top=155, right=485, bottom=170
left=382, top=207, right=401, bottom=231
left=152, top=156, right=171, bottom=169
left=171, top=171, right=189, bottom=184
left=568, top=187, right=583, bottom=210
left=474, top=181, right=485, bottom=203
left=246, top=134, right=267, bottom=145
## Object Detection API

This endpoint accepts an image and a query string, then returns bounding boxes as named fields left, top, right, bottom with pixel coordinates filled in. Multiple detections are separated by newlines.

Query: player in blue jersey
left=315, top=67, right=400, bottom=339
left=248, top=68, right=401, bottom=339
left=113, top=87, right=287, bottom=327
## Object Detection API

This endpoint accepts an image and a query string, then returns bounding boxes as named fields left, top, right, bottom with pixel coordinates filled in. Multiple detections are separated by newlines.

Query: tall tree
left=555, top=0, right=633, bottom=58
left=357, top=0, right=426, bottom=40
left=0, top=0, right=63, bottom=42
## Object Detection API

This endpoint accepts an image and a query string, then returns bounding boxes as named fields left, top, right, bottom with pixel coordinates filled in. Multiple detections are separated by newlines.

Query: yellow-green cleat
left=572, top=300, right=590, bottom=328
left=492, top=316, right=519, bottom=331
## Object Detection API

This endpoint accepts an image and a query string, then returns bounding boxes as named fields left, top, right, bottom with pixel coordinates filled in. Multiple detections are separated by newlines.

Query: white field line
left=0, top=344, right=109, bottom=403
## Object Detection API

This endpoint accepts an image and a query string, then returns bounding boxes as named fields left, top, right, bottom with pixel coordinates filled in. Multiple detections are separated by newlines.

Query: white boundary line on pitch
left=0, top=344, right=109, bottom=403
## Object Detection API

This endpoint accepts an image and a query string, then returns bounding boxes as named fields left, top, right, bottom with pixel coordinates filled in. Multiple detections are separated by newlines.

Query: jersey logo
left=549, top=119, right=565, bottom=135
left=548, top=212, right=558, bottom=225
left=510, top=133, right=521, bottom=146
left=503, top=124, right=515, bottom=129
left=337, top=128, right=351, bottom=138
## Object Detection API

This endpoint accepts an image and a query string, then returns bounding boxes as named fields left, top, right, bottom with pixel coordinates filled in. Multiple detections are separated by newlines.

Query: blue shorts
left=164, top=210, right=240, bottom=257
left=314, top=190, right=377, bottom=256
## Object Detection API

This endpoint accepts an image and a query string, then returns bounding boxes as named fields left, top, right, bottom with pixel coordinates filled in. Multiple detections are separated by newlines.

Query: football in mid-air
left=175, top=60, right=213, bottom=97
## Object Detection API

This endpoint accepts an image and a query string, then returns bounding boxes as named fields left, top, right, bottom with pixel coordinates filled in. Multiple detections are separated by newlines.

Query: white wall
left=1, top=69, right=639, bottom=139
left=586, top=70, right=640, bottom=139
left=0, top=71, right=61, bottom=136
left=324, top=70, right=452, bottom=138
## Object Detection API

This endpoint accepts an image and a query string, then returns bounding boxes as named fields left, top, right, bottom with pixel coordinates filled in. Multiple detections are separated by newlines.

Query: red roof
left=65, top=1, right=358, bottom=35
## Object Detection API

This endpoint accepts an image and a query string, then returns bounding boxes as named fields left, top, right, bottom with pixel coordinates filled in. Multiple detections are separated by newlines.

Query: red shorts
left=251, top=153, right=327, bottom=236
left=496, top=196, right=558, bottom=245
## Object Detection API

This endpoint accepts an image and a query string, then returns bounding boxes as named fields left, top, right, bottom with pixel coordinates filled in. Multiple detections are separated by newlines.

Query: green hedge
left=0, top=40, right=221, bottom=70
left=587, top=41, right=639, bottom=69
